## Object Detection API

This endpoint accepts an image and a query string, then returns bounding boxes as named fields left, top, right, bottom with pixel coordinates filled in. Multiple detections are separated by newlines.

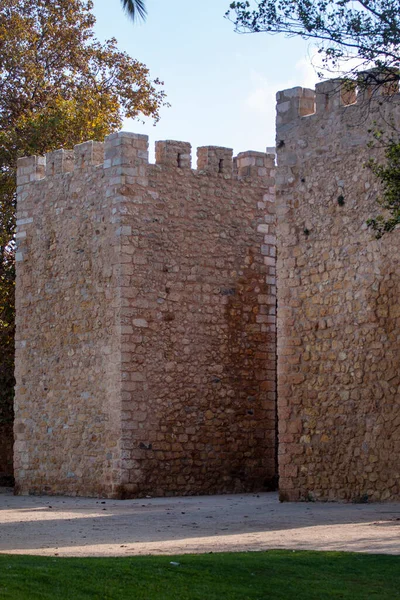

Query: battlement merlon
left=197, top=146, right=233, bottom=175
left=16, top=155, right=46, bottom=189
left=104, top=132, right=149, bottom=193
left=155, top=140, right=191, bottom=168
left=236, top=151, right=275, bottom=180
left=276, top=87, right=316, bottom=129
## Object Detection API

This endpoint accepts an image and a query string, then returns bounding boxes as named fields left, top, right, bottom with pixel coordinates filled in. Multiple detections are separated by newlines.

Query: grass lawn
left=0, top=550, right=399, bottom=599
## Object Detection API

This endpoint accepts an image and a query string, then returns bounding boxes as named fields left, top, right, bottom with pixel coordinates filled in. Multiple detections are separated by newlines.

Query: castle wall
left=15, top=133, right=277, bottom=497
left=276, top=83, right=400, bottom=501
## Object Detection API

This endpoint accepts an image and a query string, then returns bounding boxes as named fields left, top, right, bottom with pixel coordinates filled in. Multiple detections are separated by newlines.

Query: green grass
left=0, top=551, right=399, bottom=599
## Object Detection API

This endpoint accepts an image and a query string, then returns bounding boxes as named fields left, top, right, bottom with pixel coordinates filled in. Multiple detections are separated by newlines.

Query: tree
left=0, top=0, right=166, bottom=467
left=121, top=0, right=147, bottom=21
left=367, top=141, right=400, bottom=238
left=227, top=0, right=400, bottom=81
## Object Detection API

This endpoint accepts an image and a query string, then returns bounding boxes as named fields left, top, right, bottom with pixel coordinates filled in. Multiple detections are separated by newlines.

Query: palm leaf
left=121, top=0, right=147, bottom=21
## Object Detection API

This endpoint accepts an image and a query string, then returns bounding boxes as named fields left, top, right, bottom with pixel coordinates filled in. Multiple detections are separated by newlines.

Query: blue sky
left=92, top=0, right=320, bottom=160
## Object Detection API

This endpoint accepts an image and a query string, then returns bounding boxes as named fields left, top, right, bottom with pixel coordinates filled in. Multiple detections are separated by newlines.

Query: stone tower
left=14, top=133, right=277, bottom=498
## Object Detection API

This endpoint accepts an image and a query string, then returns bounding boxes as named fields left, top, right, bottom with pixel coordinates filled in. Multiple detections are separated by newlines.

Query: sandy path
left=0, top=489, right=399, bottom=557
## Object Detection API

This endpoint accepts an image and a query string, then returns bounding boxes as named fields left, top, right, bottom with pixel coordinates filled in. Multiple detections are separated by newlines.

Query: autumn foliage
left=0, top=0, right=166, bottom=439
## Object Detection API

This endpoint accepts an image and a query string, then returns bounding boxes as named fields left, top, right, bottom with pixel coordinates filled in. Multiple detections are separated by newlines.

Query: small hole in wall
left=218, top=159, right=224, bottom=173
left=337, top=195, right=345, bottom=206
left=177, top=153, right=182, bottom=168
left=304, top=228, right=310, bottom=236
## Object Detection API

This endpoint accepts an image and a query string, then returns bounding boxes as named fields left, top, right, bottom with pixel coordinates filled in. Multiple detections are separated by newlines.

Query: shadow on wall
left=225, top=247, right=277, bottom=492
left=364, top=247, right=400, bottom=419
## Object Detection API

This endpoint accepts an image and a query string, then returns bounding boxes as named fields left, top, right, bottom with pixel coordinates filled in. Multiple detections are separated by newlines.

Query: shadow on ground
left=0, top=489, right=399, bottom=556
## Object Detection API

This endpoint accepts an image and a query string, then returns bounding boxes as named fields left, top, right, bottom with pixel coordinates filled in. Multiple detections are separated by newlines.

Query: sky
left=92, top=0, right=321, bottom=161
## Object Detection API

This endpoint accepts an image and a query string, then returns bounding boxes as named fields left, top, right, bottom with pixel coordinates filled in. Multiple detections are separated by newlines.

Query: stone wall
left=15, top=133, right=277, bottom=497
left=276, top=81, right=400, bottom=502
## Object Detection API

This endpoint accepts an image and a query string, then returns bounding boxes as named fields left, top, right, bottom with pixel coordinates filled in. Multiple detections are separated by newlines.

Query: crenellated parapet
left=17, top=133, right=273, bottom=188
left=276, top=75, right=400, bottom=130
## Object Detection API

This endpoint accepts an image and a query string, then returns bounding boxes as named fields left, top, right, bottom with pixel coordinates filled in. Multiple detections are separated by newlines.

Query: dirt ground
left=0, top=489, right=399, bottom=557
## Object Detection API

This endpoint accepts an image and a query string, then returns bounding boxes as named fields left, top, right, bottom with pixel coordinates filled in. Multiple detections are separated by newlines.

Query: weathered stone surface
left=276, top=82, right=400, bottom=502
left=14, top=133, right=277, bottom=498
